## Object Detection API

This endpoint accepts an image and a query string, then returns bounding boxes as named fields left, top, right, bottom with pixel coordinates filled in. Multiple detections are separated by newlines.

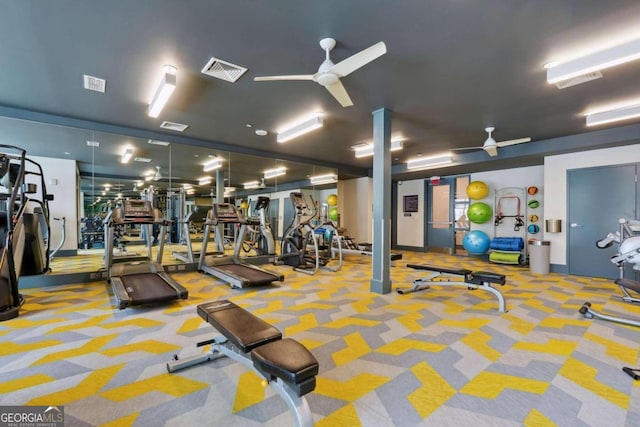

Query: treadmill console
left=123, top=200, right=155, bottom=220
left=212, top=203, right=244, bottom=223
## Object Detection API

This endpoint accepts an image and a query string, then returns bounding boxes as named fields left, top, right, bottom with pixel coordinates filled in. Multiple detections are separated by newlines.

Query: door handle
left=428, top=221, right=452, bottom=225
left=570, top=223, right=582, bottom=228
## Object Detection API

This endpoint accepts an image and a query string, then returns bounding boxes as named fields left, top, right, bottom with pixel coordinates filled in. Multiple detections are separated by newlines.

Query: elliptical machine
left=240, top=196, right=277, bottom=262
left=579, top=218, right=640, bottom=327
left=280, top=192, right=342, bottom=275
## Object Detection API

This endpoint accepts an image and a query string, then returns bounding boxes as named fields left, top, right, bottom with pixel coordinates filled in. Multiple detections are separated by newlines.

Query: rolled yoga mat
left=489, top=251, right=521, bottom=264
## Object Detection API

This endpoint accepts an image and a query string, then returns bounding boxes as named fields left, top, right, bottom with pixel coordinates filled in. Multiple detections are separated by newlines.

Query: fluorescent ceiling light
left=144, top=174, right=154, bottom=181
left=134, top=157, right=152, bottom=163
left=277, top=113, right=323, bottom=143
left=406, top=154, right=453, bottom=170
left=547, top=37, right=640, bottom=84
left=120, top=148, right=133, bottom=164
left=224, top=187, right=236, bottom=193
left=148, top=65, right=177, bottom=118
left=148, top=139, right=170, bottom=146
left=203, top=157, right=223, bottom=172
left=309, top=173, right=338, bottom=185
left=264, top=166, right=286, bottom=179
left=586, top=102, right=640, bottom=126
left=198, top=177, right=212, bottom=186
left=354, top=138, right=404, bottom=158
left=243, top=180, right=260, bottom=189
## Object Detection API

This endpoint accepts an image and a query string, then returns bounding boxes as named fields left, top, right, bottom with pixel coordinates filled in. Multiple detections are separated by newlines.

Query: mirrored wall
left=0, top=115, right=338, bottom=275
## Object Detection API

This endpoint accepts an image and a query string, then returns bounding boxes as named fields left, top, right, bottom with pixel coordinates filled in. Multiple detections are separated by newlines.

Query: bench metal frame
left=167, top=335, right=313, bottom=427
left=398, top=267, right=507, bottom=312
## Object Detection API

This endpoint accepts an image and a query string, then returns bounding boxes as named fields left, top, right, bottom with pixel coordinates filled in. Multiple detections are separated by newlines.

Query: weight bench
left=398, top=264, right=507, bottom=312
left=579, top=277, right=640, bottom=328
left=167, top=300, right=319, bottom=427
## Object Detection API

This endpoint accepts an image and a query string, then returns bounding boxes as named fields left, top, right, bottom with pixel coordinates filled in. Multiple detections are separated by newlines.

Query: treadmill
left=198, top=203, right=284, bottom=289
left=172, top=206, right=221, bottom=263
left=106, top=199, right=188, bottom=309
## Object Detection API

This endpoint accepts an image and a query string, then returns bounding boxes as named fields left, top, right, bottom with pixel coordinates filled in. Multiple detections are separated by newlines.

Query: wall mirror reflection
left=0, top=115, right=338, bottom=278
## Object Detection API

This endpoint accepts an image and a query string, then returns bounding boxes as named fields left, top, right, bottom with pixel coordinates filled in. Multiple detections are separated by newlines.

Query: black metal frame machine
left=198, top=203, right=284, bottom=289
left=172, top=206, right=221, bottom=263
left=0, top=146, right=29, bottom=321
left=105, top=199, right=188, bottom=309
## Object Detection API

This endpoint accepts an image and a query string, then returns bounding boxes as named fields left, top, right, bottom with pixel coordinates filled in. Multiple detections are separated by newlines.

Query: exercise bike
left=579, top=218, right=640, bottom=327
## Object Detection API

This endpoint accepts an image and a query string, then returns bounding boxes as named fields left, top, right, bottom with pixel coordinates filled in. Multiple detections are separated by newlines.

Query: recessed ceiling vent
left=160, top=121, right=189, bottom=132
left=554, top=71, right=602, bottom=89
left=83, top=74, right=106, bottom=93
left=201, top=57, right=248, bottom=82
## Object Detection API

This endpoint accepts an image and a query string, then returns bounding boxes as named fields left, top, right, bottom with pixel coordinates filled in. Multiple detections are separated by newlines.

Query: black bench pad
left=615, top=278, right=640, bottom=293
left=197, top=300, right=282, bottom=353
left=469, top=271, right=506, bottom=286
left=407, top=264, right=472, bottom=276
left=251, top=338, right=319, bottom=396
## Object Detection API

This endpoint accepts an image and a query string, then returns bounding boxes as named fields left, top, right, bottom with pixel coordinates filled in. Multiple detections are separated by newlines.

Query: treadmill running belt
left=217, top=264, right=278, bottom=286
left=120, top=273, right=181, bottom=304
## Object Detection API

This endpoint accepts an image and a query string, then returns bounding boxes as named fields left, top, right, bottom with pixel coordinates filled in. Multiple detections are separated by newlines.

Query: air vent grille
left=554, top=71, right=602, bottom=89
left=201, top=57, right=248, bottom=82
left=86, top=140, right=100, bottom=147
left=83, top=75, right=106, bottom=93
left=160, top=121, right=189, bottom=132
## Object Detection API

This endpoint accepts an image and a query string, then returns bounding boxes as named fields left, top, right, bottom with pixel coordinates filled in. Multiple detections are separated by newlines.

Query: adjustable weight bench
left=167, top=300, right=319, bottom=427
left=398, top=264, right=507, bottom=312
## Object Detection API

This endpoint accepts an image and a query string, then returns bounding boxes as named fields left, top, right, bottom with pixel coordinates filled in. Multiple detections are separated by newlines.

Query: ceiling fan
left=254, top=38, right=387, bottom=107
left=455, top=127, right=531, bottom=157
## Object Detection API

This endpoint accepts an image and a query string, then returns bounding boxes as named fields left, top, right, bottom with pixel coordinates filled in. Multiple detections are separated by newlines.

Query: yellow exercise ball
left=327, top=194, right=338, bottom=206
left=240, top=200, right=249, bottom=210
left=466, top=181, right=490, bottom=200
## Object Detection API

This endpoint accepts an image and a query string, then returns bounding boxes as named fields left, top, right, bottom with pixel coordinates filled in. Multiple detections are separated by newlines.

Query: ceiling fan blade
left=253, top=75, right=314, bottom=81
left=484, top=146, right=498, bottom=157
left=330, top=41, right=387, bottom=77
left=325, top=80, right=353, bottom=107
left=495, top=137, right=531, bottom=148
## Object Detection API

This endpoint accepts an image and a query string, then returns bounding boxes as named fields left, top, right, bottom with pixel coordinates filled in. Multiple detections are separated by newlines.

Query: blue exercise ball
left=462, top=230, right=490, bottom=255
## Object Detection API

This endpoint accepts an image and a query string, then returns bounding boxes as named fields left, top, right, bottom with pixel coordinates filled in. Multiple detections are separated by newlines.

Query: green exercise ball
left=328, top=207, right=339, bottom=222
left=467, top=202, right=493, bottom=224
left=466, top=181, right=489, bottom=200
left=327, top=194, right=338, bottom=206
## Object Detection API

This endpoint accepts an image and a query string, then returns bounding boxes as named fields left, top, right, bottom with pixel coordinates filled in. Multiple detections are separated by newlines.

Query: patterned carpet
left=2, top=251, right=640, bottom=426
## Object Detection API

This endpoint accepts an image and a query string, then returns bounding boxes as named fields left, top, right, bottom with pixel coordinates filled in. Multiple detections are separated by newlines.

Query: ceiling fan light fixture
left=406, top=153, right=453, bottom=170
left=546, top=37, right=640, bottom=84
left=148, top=65, right=177, bottom=118
left=586, top=102, right=640, bottom=126
left=277, top=113, right=323, bottom=143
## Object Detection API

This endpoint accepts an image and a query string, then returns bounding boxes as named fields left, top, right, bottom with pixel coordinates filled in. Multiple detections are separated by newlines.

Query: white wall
left=338, top=177, right=373, bottom=243
left=26, top=155, right=78, bottom=252
left=396, top=178, right=424, bottom=247
left=544, top=144, right=640, bottom=266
